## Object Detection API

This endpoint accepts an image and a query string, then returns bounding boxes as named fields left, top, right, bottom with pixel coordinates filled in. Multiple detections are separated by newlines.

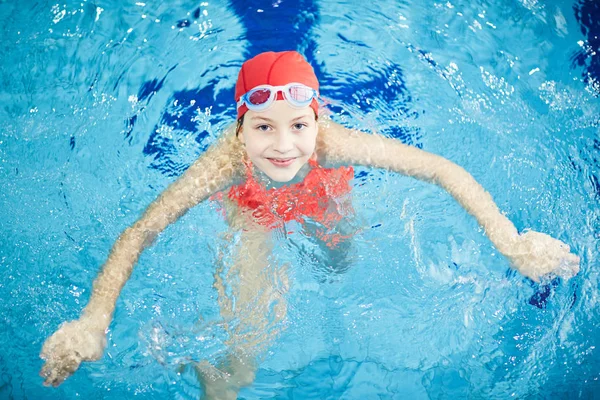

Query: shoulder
left=211, top=125, right=245, bottom=160
left=195, top=124, right=246, bottom=175
left=315, top=116, right=372, bottom=167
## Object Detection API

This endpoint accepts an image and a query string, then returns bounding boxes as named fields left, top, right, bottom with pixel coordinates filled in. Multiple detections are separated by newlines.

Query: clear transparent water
left=1, top=0, right=599, bottom=398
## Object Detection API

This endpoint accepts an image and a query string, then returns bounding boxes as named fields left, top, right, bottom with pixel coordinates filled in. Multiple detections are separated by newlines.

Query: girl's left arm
left=317, top=119, right=580, bottom=282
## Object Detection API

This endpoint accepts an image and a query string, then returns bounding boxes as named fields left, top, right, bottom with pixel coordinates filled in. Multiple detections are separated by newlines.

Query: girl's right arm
left=40, top=129, right=244, bottom=387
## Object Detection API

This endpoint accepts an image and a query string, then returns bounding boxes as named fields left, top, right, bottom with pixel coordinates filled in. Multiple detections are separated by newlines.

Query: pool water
left=1, top=0, right=599, bottom=398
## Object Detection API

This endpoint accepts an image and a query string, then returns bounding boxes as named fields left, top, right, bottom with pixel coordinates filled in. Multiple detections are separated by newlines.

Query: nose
left=272, top=129, right=294, bottom=154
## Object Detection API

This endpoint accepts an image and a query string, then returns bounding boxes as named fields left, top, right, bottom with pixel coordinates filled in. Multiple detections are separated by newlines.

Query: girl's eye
left=293, top=123, right=308, bottom=130
left=256, top=124, right=271, bottom=131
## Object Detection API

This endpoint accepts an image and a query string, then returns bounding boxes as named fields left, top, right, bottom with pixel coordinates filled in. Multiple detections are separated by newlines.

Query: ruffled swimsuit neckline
left=227, top=159, right=354, bottom=228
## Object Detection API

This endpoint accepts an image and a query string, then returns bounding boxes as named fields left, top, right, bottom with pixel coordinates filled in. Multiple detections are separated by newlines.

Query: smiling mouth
left=267, top=157, right=296, bottom=166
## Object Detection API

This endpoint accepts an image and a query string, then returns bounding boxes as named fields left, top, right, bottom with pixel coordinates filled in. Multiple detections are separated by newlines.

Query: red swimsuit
left=227, top=159, right=354, bottom=230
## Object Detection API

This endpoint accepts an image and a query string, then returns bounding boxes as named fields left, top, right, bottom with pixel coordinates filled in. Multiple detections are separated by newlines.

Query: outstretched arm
left=40, top=129, right=244, bottom=386
left=316, top=119, right=579, bottom=282
left=83, top=131, right=243, bottom=329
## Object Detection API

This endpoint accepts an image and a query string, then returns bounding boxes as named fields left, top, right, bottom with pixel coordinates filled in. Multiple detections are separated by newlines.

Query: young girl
left=40, top=51, right=580, bottom=398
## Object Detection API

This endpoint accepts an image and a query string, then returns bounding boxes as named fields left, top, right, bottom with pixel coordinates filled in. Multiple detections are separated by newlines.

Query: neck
left=251, top=162, right=313, bottom=190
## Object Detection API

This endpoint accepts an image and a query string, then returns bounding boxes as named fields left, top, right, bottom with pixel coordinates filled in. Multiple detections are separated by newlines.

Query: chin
left=260, top=161, right=303, bottom=182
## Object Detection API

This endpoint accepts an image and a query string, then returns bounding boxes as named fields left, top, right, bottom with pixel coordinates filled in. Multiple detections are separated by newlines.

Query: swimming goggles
left=236, top=83, right=319, bottom=112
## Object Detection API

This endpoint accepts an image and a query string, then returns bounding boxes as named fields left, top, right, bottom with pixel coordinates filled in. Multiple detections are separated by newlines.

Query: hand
left=40, top=319, right=106, bottom=387
left=508, top=230, right=580, bottom=282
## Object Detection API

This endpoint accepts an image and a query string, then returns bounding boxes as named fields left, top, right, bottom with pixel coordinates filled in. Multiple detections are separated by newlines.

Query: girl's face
left=239, top=100, right=318, bottom=182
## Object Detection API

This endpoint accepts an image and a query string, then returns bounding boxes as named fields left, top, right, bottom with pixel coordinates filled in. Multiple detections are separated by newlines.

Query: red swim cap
left=235, top=51, right=319, bottom=119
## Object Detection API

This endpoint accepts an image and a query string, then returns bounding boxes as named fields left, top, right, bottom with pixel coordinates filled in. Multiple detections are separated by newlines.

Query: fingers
left=551, top=252, right=581, bottom=281
left=39, top=320, right=107, bottom=388
left=565, top=253, right=581, bottom=276
left=40, top=361, right=64, bottom=387
left=39, top=353, right=81, bottom=387
left=567, top=253, right=580, bottom=265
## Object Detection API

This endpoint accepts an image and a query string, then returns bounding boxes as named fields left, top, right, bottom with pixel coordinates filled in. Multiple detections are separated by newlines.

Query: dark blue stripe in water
left=573, top=0, right=600, bottom=92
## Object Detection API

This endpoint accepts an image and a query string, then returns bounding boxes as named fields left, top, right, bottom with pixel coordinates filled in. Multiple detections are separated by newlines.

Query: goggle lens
left=248, top=88, right=272, bottom=106
left=288, top=85, right=314, bottom=104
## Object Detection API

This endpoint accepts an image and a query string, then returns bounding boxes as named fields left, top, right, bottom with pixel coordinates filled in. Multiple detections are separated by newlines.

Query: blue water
left=1, top=0, right=599, bottom=399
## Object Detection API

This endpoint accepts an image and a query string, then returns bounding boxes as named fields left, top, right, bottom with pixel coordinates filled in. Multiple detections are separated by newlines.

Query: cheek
left=302, top=129, right=318, bottom=151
